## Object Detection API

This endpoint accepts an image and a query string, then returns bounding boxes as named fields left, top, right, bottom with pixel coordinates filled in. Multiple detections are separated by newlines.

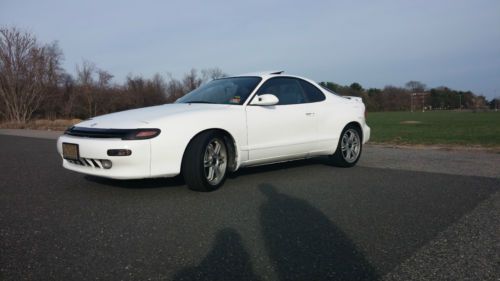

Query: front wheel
left=182, top=131, right=228, bottom=192
left=331, top=126, right=362, bottom=167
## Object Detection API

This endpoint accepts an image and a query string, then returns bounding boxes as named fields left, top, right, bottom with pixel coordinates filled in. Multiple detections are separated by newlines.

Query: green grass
left=367, top=111, right=500, bottom=147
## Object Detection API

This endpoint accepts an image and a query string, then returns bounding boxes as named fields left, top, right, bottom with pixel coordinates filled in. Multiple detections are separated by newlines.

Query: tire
left=331, top=125, right=362, bottom=167
left=182, top=131, right=228, bottom=191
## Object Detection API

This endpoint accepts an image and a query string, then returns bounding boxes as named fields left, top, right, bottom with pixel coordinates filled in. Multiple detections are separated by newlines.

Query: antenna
left=270, top=71, right=284, bottom=75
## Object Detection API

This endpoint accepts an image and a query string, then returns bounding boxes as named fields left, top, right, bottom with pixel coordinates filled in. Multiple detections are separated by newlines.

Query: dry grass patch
left=399, top=120, right=422, bottom=124
left=0, top=119, right=81, bottom=131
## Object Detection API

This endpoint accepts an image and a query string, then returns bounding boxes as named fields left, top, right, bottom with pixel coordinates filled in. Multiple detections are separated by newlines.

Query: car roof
left=235, top=70, right=284, bottom=77
left=231, top=70, right=313, bottom=82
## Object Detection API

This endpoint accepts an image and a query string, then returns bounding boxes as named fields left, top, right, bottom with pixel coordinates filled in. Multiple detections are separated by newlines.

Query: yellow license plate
left=62, top=143, right=79, bottom=160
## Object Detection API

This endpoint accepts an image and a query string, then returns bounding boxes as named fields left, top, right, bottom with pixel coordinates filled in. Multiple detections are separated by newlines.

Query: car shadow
left=84, top=156, right=336, bottom=189
left=259, top=183, right=379, bottom=280
left=84, top=175, right=185, bottom=189
left=228, top=156, right=335, bottom=179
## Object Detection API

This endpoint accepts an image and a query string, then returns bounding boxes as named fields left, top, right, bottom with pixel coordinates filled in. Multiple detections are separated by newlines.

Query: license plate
left=62, top=143, right=79, bottom=160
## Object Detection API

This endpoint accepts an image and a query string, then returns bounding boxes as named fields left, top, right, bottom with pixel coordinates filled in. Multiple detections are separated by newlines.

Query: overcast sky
left=1, top=0, right=499, bottom=98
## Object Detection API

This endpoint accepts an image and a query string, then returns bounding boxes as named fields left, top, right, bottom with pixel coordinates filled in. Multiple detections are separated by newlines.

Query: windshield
left=176, top=77, right=262, bottom=105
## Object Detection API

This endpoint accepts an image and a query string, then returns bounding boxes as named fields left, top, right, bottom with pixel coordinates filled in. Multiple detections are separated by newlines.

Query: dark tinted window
left=299, top=80, right=326, bottom=102
left=256, top=78, right=307, bottom=105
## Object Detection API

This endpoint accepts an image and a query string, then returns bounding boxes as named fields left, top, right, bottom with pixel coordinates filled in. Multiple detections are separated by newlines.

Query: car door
left=245, top=77, right=318, bottom=164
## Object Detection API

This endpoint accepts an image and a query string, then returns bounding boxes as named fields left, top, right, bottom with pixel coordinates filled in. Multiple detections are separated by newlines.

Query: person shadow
left=172, top=228, right=262, bottom=281
left=259, top=183, right=379, bottom=281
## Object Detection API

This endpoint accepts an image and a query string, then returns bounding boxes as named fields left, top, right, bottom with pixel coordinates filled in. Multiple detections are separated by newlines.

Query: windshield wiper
left=184, top=100, right=215, bottom=104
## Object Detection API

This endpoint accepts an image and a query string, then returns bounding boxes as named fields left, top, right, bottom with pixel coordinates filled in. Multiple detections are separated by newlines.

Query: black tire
left=182, top=131, right=228, bottom=192
left=331, top=125, right=362, bottom=167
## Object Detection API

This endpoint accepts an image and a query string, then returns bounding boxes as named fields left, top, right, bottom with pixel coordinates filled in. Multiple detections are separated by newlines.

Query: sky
left=1, top=0, right=499, bottom=99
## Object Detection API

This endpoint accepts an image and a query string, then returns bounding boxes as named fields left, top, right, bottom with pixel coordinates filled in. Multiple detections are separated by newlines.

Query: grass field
left=367, top=111, right=500, bottom=147
left=1, top=111, right=499, bottom=148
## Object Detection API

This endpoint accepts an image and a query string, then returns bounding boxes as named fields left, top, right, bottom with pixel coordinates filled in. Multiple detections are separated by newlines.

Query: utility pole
left=422, top=93, right=425, bottom=112
left=459, top=94, right=461, bottom=110
left=410, top=93, right=412, bottom=112
left=410, top=93, right=415, bottom=112
left=495, top=89, right=498, bottom=112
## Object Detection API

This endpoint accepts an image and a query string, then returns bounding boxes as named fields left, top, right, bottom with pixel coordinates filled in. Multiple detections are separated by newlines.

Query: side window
left=256, top=78, right=307, bottom=105
left=299, top=80, right=326, bottom=102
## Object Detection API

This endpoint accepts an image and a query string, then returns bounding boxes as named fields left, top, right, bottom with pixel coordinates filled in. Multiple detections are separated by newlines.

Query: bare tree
left=40, top=42, right=64, bottom=119
left=382, top=86, right=409, bottom=111
left=165, top=73, right=185, bottom=103
left=75, top=60, right=114, bottom=117
left=97, top=69, right=113, bottom=88
left=0, top=27, right=62, bottom=123
left=148, top=73, right=167, bottom=105
left=182, top=68, right=203, bottom=92
left=405, top=81, right=426, bottom=93
left=124, top=73, right=166, bottom=108
left=201, top=67, right=226, bottom=81
left=75, top=60, right=96, bottom=117
left=60, top=73, right=76, bottom=117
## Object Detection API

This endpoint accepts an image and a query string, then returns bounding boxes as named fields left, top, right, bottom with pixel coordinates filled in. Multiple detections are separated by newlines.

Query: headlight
left=123, top=129, right=161, bottom=140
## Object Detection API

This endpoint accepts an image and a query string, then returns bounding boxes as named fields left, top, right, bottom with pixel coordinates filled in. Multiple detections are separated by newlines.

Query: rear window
left=299, top=80, right=326, bottom=102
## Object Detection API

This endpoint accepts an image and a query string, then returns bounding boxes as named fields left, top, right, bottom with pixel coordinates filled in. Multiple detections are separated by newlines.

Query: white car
left=57, top=71, right=370, bottom=191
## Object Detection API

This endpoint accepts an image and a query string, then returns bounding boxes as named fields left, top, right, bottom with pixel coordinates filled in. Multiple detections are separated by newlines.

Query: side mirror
left=250, top=94, right=279, bottom=106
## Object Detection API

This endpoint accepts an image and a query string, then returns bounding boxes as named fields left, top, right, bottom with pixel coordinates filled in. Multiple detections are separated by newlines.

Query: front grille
left=65, top=126, right=161, bottom=140
left=65, top=127, right=131, bottom=139
left=67, top=158, right=106, bottom=168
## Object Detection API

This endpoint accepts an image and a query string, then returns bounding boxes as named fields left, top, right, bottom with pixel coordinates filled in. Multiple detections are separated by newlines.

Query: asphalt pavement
left=0, top=133, right=499, bottom=280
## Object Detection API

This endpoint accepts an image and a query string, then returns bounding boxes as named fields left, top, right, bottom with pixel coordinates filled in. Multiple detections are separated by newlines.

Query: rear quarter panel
left=315, top=93, right=366, bottom=155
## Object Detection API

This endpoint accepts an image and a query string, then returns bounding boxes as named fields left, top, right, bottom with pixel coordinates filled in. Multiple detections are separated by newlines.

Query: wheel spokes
left=203, top=138, right=227, bottom=185
left=207, top=166, right=215, bottom=180
left=349, top=132, right=355, bottom=142
left=340, top=129, right=361, bottom=163
left=208, top=143, right=215, bottom=155
left=213, top=141, right=221, bottom=155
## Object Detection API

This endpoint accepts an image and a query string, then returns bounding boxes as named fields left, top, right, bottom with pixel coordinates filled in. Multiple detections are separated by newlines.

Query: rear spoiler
left=342, top=96, right=363, bottom=103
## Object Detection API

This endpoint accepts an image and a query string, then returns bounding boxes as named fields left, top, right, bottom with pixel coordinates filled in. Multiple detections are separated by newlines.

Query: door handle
left=305, top=112, right=315, bottom=116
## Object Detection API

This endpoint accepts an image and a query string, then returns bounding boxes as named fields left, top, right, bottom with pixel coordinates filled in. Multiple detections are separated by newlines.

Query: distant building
left=410, top=92, right=428, bottom=112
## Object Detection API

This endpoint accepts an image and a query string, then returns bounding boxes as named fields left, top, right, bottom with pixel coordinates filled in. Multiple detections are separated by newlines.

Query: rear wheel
left=331, top=125, right=362, bottom=167
left=182, top=131, right=228, bottom=191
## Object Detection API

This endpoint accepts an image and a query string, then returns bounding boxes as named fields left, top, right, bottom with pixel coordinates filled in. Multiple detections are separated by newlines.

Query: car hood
left=76, top=103, right=233, bottom=129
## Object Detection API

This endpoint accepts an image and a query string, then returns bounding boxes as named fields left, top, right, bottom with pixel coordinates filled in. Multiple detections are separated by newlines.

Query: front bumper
left=57, top=135, right=152, bottom=179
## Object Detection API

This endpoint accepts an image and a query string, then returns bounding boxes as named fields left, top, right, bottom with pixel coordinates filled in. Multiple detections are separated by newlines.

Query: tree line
left=319, top=81, right=494, bottom=112
left=0, top=27, right=226, bottom=123
left=0, top=27, right=497, bottom=123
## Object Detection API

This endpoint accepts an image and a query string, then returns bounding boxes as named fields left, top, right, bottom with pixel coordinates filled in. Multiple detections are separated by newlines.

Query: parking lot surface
left=0, top=133, right=499, bottom=280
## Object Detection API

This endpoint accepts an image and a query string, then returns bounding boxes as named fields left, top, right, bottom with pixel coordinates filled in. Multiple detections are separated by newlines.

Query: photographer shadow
left=259, top=183, right=378, bottom=280
left=172, top=228, right=261, bottom=281
left=172, top=183, right=378, bottom=280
